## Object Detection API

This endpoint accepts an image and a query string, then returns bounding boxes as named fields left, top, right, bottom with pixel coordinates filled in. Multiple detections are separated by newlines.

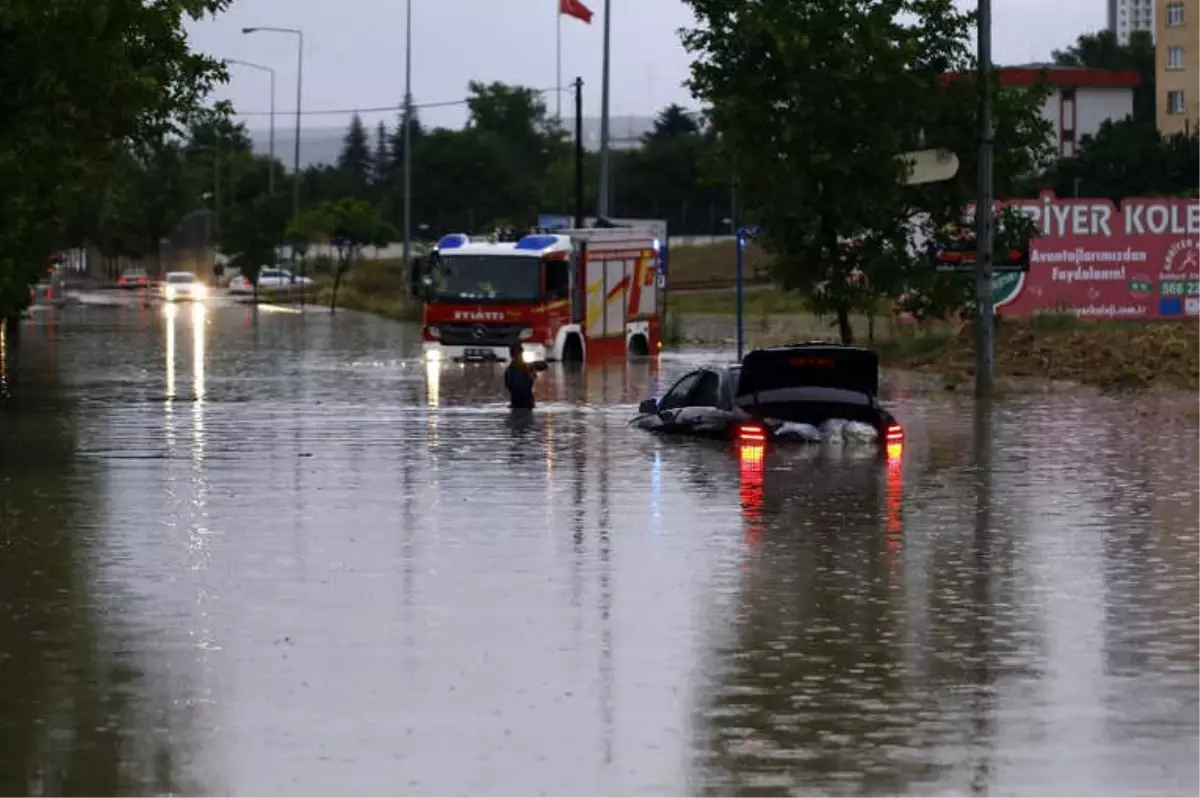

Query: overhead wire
left=228, top=85, right=708, bottom=122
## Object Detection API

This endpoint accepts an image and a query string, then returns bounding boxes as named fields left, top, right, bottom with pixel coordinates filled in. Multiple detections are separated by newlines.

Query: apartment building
left=1155, top=0, right=1199, bottom=134
left=945, top=66, right=1141, bottom=157
left=1110, top=0, right=1157, bottom=43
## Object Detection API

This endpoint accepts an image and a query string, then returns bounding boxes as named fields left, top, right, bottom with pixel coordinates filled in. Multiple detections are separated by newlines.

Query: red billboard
left=977, top=192, right=1200, bottom=321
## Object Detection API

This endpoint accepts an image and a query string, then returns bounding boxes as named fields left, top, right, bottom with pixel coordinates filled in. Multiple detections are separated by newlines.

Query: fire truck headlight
left=518, top=327, right=534, bottom=340
left=427, top=325, right=440, bottom=339
left=521, top=350, right=537, bottom=364
left=424, top=348, right=441, bottom=362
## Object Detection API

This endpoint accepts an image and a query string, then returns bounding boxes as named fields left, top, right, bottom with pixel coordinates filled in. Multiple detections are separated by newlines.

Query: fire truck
left=418, top=226, right=663, bottom=364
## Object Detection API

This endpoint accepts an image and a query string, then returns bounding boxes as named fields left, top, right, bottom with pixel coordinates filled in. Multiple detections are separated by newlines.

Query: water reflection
left=0, top=307, right=1195, bottom=796
left=0, top=321, right=8, bottom=398
left=0, top=356, right=202, bottom=794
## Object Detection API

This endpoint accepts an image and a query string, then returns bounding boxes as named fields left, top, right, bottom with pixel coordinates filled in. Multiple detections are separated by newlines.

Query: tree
left=371, top=120, right=391, bottom=195
left=220, top=193, right=288, bottom=301
left=0, top=0, right=231, bottom=326
left=1053, top=29, right=1155, bottom=126
left=337, top=112, right=372, bottom=191
left=681, top=0, right=973, bottom=342
left=302, top=198, right=390, bottom=313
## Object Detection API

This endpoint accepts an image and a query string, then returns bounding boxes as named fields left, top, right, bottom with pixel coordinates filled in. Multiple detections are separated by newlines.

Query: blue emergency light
left=437, top=233, right=469, bottom=250
left=514, top=234, right=559, bottom=251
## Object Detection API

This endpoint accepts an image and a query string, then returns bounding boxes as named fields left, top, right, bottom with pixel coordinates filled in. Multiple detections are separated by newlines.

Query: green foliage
left=0, top=0, right=231, bottom=318
left=337, top=113, right=372, bottom=193
left=680, top=0, right=1055, bottom=340
left=1034, top=120, right=1199, bottom=201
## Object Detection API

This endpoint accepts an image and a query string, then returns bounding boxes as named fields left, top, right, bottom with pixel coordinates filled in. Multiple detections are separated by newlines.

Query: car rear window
left=737, top=345, right=879, bottom=397
left=165, top=273, right=195, bottom=284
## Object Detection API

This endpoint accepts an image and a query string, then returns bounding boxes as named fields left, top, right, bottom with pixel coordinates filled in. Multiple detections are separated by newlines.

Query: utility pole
left=574, top=77, right=585, bottom=230
left=974, top=0, right=995, bottom=398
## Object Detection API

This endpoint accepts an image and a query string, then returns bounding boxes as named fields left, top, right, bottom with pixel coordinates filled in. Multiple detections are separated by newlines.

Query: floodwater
left=1, top=298, right=1197, bottom=797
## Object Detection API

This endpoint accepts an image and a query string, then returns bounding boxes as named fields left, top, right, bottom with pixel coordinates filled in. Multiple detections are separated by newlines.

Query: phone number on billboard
left=1159, top=280, right=1199, bottom=296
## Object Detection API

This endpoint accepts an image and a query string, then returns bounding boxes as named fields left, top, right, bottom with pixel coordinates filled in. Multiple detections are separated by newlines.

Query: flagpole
left=556, top=2, right=562, bottom=123
left=596, top=0, right=611, bottom=218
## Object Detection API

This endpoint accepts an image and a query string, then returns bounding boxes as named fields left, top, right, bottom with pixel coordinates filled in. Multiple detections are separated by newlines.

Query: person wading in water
left=504, top=342, right=537, bottom=409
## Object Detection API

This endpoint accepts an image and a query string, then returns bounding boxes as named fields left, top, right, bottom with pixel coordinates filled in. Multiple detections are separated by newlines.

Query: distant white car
left=228, top=267, right=314, bottom=295
left=162, top=271, right=207, bottom=302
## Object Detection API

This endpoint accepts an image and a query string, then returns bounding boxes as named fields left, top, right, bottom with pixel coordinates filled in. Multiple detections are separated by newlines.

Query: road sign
left=537, top=214, right=572, bottom=231
left=930, top=242, right=1030, bottom=273
left=901, top=148, right=960, bottom=185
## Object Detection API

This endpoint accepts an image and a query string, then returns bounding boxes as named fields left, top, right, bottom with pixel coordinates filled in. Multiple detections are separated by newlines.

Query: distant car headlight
left=518, top=327, right=534, bottom=340
left=192, top=283, right=206, bottom=300
left=165, top=286, right=176, bottom=299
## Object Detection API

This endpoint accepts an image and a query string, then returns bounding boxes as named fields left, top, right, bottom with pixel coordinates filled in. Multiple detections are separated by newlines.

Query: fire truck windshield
left=430, top=254, right=542, bottom=302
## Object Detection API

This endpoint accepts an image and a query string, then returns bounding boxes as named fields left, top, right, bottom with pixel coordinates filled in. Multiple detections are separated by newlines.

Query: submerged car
left=162, top=271, right=206, bottom=302
left=631, top=343, right=904, bottom=453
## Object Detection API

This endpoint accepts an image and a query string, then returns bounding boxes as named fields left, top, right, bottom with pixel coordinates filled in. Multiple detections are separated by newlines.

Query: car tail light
left=885, top=423, right=904, bottom=459
left=737, top=423, right=766, bottom=444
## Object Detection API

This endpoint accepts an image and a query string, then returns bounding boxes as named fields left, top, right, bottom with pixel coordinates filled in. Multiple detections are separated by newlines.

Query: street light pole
left=403, top=0, right=414, bottom=295
left=242, top=26, right=303, bottom=266
left=225, top=58, right=277, bottom=195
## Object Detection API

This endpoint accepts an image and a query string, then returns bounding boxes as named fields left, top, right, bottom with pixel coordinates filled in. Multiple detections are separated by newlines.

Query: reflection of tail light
left=739, top=443, right=765, bottom=541
left=737, top=423, right=766, bottom=445
left=885, top=453, right=903, bottom=549
left=885, top=423, right=904, bottom=460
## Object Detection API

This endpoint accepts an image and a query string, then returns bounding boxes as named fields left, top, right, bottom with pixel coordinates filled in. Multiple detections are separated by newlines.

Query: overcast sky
left=186, top=0, right=1107, bottom=131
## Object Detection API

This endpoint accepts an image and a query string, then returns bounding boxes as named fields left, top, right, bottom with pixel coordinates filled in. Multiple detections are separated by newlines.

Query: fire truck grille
left=438, top=322, right=525, bottom=347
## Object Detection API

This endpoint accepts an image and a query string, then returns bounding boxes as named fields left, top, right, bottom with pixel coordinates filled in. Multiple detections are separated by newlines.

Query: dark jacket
left=504, top=362, right=536, bottom=409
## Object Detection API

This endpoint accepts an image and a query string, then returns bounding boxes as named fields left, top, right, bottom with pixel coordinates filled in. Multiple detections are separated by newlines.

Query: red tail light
left=737, top=423, right=766, bottom=444
left=885, top=424, right=904, bottom=459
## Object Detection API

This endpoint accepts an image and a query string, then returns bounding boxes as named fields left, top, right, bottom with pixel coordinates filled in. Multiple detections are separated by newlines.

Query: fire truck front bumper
left=423, top=341, right=547, bottom=364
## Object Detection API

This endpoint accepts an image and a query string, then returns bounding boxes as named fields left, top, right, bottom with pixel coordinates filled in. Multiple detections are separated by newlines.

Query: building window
left=1167, top=46, right=1186, bottom=70
left=1166, top=2, right=1185, bottom=26
left=1167, top=90, right=1186, bottom=114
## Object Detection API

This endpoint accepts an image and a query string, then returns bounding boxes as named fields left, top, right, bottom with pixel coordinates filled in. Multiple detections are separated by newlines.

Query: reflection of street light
left=242, top=26, right=303, bottom=253
left=225, top=58, right=277, bottom=195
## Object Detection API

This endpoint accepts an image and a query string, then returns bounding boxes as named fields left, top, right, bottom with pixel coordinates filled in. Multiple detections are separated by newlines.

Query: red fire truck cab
left=419, top=227, right=663, bottom=364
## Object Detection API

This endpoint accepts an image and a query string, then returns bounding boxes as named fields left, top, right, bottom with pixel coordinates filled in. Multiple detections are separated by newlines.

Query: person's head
left=509, top=342, right=523, bottom=362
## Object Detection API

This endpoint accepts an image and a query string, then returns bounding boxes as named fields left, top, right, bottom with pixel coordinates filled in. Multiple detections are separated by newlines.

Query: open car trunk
left=734, top=345, right=886, bottom=429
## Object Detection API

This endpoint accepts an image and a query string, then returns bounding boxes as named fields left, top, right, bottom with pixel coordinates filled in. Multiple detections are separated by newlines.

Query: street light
left=225, top=58, right=277, bottom=195
left=402, top=0, right=414, bottom=296
left=242, top=25, right=303, bottom=265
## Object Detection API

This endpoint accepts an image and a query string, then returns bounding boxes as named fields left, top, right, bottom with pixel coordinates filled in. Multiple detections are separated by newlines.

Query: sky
left=186, top=0, right=1109, bottom=133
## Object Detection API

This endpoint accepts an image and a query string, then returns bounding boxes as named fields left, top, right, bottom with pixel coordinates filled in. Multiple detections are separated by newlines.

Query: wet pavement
left=1, top=299, right=1197, bottom=796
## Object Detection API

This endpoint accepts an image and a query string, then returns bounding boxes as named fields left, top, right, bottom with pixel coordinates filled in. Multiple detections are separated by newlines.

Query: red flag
left=559, top=0, right=593, bottom=23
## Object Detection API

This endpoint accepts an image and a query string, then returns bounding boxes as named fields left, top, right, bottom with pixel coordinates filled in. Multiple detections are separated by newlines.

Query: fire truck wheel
left=627, top=334, right=649, bottom=357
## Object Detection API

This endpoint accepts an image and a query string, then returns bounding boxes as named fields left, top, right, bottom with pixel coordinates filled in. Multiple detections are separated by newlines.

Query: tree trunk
left=836, top=305, right=854, bottom=345
left=867, top=312, right=875, bottom=344
left=330, top=267, right=343, bottom=314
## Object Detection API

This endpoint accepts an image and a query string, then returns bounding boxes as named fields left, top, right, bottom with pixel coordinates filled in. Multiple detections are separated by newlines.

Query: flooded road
left=2, top=300, right=1197, bottom=796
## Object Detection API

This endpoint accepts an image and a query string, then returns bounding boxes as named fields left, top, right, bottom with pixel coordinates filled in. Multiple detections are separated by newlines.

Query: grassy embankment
left=875, top=314, right=1200, bottom=393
